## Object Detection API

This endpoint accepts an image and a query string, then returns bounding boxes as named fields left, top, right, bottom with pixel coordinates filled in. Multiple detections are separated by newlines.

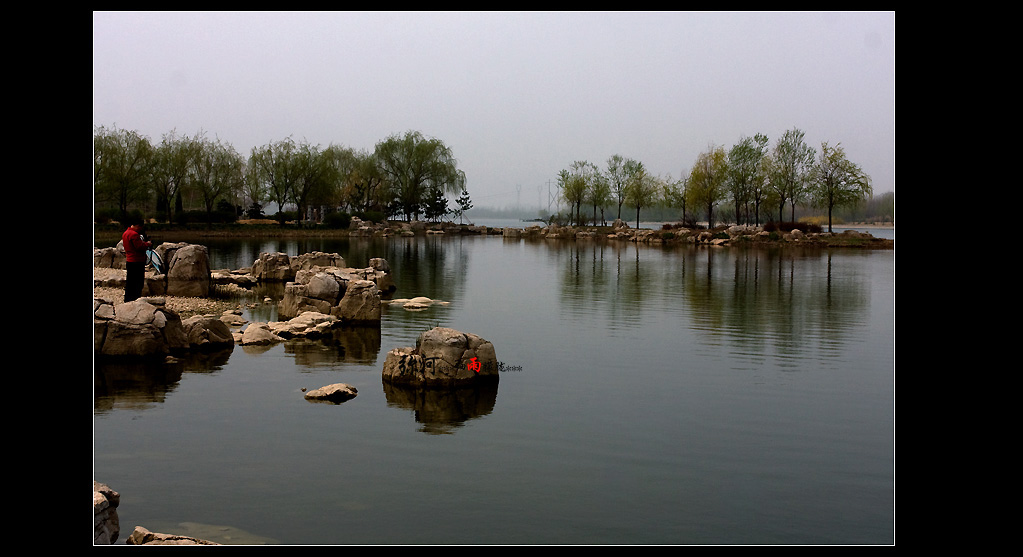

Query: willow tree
left=188, top=135, right=245, bottom=225
left=557, top=161, right=597, bottom=226
left=687, top=145, right=729, bottom=229
left=350, top=150, right=387, bottom=213
left=586, top=167, right=611, bottom=226
left=727, top=133, right=769, bottom=225
left=94, top=125, right=154, bottom=222
left=248, top=137, right=301, bottom=225
left=606, top=154, right=641, bottom=220
left=769, top=128, right=815, bottom=222
left=625, top=161, right=659, bottom=229
left=374, top=130, right=465, bottom=221
left=809, top=142, right=872, bottom=233
left=151, top=130, right=198, bottom=223
left=290, top=142, right=339, bottom=225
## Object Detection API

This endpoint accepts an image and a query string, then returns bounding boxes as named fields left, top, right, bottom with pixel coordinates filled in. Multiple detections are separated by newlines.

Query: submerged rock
left=126, top=526, right=219, bottom=545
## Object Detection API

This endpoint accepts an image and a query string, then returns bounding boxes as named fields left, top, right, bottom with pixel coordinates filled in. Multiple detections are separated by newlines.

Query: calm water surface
left=94, top=233, right=895, bottom=545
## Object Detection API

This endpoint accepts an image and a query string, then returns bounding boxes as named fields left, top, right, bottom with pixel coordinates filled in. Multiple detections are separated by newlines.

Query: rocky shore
left=93, top=267, right=248, bottom=318
left=95, top=217, right=894, bottom=248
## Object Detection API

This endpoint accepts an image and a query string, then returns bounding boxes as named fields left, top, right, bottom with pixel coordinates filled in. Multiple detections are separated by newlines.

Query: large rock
left=280, top=271, right=383, bottom=324
left=292, top=251, right=346, bottom=272
left=268, top=311, right=340, bottom=338
left=239, top=322, right=284, bottom=345
left=253, top=251, right=394, bottom=300
left=333, top=279, right=381, bottom=323
left=181, top=315, right=235, bottom=349
left=94, top=246, right=125, bottom=269
left=251, top=252, right=296, bottom=282
left=382, top=327, right=498, bottom=386
left=94, top=481, right=120, bottom=544
left=94, top=298, right=188, bottom=358
left=164, top=244, right=212, bottom=297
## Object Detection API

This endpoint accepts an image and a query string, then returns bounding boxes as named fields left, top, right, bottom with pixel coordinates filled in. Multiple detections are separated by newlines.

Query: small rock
left=304, top=383, right=358, bottom=403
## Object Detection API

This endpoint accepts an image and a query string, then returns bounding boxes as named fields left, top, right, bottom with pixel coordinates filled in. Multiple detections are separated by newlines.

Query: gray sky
left=93, top=11, right=895, bottom=210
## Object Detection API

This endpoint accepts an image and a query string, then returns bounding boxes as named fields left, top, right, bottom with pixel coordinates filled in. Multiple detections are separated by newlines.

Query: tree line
left=555, top=127, right=875, bottom=233
left=94, top=127, right=472, bottom=226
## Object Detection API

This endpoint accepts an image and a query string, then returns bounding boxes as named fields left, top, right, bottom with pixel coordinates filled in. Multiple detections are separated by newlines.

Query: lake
left=93, top=229, right=895, bottom=545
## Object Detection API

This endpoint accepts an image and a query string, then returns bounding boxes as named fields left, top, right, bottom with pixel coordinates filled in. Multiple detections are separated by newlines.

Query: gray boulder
left=333, top=279, right=381, bottom=323
left=94, top=298, right=188, bottom=358
left=180, top=315, right=235, bottom=349
left=280, top=271, right=383, bottom=323
left=94, top=481, right=120, bottom=544
left=164, top=244, right=212, bottom=297
left=382, top=327, right=498, bottom=386
left=304, top=383, right=358, bottom=403
left=251, top=252, right=296, bottom=282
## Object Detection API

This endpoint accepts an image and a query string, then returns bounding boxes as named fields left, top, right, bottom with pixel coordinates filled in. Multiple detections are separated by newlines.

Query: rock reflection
left=283, top=326, right=381, bottom=368
left=382, top=379, right=499, bottom=435
left=94, top=348, right=232, bottom=413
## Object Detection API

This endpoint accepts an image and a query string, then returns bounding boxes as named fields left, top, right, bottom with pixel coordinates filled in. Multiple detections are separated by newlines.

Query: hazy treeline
left=94, top=127, right=472, bottom=226
left=552, top=128, right=884, bottom=232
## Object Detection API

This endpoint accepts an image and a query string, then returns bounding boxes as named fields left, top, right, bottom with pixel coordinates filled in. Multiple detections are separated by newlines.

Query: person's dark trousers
left=125, top=261, right=145, bottom=302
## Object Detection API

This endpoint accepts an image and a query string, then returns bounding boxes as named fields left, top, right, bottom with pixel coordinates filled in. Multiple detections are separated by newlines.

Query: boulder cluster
left=95, top=241, right=501, bottom=544
left=94, top=297, right=234, bottom=358
left=94, top=243, right=398, bottom=359
left=95, top=242, right=213, bottom=297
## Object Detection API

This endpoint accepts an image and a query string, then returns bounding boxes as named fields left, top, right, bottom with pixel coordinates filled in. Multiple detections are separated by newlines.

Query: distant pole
left=547, top=180, right=555, bottom=215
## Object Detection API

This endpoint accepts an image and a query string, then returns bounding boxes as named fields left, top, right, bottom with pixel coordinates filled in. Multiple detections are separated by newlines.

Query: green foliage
left=808, top=142, right=872, bottom=232
left=245, top=202, right=265, bottom=219
left=94, top=125, right=155, bottom=222
left=453, top=188, right=473, bottom=224
left=687, top=145, right=729, bottom=228
left=423, top=186, right=451, bottom=221
left=625, top=162, right=660, bottom=228
left=769, top=128, right=816, bottom=222
left=557, top=162, right=598, bottom=226
left=374, top=130, right=466, bottom=221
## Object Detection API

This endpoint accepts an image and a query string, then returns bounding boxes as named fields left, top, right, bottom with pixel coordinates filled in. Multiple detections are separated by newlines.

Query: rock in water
left=304, top=383, right=358, bottom=403
left=382, top=327, right=498, bottom=386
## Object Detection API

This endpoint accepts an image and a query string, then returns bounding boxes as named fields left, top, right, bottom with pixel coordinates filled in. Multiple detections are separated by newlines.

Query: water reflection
left=382, top=379, right=499, bottom=435
left=548, top=242, right=870, bottom=370
left=282, top=326, right=382, bottom=368
left=94, top=348, right=232, bottom=414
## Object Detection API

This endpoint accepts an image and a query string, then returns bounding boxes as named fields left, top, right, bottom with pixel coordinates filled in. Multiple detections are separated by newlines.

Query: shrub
left=324, top=211, right=351, bottom=229
left=245, top=203, right=265, bottom=219
left=355, top=210, right=385, bottom=224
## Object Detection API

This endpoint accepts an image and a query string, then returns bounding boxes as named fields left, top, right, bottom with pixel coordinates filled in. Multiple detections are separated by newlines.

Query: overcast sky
left=93, top=11, right=895, bottom=211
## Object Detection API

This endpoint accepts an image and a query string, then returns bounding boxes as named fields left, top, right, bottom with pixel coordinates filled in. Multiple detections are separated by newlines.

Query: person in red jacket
left=122, top=218, right=152, bottom=302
